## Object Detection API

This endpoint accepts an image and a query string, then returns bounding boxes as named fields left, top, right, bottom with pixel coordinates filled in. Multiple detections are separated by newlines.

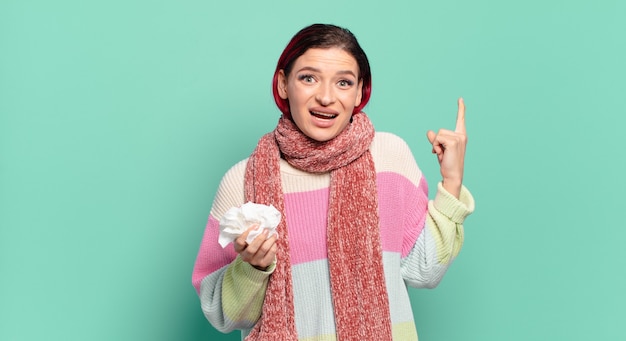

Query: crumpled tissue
left=218, top=202, right=281, bottom=248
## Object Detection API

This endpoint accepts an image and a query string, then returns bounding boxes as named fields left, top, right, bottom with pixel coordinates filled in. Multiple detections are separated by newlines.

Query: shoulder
left=370, top=131, right=418, bottom=170
left=370, top=131, right=425, bottom=187
left=210, top=158, right=248, bottom=220
left=370, top=131, right=412, bottom=157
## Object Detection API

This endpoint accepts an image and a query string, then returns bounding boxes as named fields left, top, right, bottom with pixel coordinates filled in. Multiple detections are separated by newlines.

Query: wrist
left=252, top=264, right=269, bottom=271
left=251, top=257, right=277, bottom=272
left=441, top=178, right=462, bottom=198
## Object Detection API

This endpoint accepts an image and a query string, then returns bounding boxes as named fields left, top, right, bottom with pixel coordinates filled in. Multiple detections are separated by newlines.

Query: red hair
left=272, top=24, right=372, bottom=117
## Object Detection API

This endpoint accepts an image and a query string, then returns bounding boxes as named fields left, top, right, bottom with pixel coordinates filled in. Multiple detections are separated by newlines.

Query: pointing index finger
left=455, top=97, right=466, bottom=134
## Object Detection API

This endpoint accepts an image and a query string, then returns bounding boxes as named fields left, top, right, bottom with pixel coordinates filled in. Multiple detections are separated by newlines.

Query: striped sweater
left=192, top=132, right=475, bottom=340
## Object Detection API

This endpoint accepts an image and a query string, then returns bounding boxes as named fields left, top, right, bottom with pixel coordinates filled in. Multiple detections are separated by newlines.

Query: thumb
left=426, top=130, right=436, bottom=144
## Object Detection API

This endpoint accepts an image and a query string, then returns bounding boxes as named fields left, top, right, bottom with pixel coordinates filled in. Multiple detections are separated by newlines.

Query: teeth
left=311, top=111, right=337, bottom=118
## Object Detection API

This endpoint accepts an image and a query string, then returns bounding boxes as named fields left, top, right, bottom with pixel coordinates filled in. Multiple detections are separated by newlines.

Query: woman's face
left=278, top=48, right=363, bottom=142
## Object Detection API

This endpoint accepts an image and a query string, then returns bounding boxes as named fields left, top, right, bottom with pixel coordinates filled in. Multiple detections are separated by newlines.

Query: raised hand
left=426, top=98, right=467, bottom=199
left=233, top=224, right=278, bottom=271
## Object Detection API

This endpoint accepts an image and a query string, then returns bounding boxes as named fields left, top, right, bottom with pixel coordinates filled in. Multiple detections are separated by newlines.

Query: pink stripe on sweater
left=191, top=172, right=429, bottom=289
left=284, top=188, right=330, bottom=265
left=192, top=216, right=237, bottom=293
left=377, top=172, right=429, bottom=258
left=284, top=172, right=429, bottom=265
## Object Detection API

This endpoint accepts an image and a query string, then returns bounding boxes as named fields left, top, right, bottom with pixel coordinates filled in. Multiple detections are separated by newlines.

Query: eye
left=337, top=79, right=354, bottom=88
left=298, top=74, right=315, bottom=83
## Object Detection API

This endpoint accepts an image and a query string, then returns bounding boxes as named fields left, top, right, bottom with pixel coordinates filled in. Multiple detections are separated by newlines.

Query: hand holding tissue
left=218, top=202, right=281, bottom=248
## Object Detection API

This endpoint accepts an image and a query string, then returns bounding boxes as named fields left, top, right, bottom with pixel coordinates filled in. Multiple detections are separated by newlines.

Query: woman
left=192, top=23, right=474, bottom=341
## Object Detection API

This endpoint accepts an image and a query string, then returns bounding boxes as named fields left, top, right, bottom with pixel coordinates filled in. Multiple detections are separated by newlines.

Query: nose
left=315, top=82, right=336, bottom=106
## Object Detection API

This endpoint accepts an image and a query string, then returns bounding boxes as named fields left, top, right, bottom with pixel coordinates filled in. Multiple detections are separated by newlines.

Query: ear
left=354, top=79, right=364, bottom=106
left=277, top=70, right=288, bottom=99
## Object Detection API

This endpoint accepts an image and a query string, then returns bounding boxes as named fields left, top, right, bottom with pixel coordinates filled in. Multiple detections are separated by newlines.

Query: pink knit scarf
left=244, top=113, right=392, bottom=340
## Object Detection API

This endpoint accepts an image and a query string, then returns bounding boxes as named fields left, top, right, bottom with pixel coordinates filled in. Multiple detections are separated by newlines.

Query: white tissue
left=218, top=202, right=281, bottom=248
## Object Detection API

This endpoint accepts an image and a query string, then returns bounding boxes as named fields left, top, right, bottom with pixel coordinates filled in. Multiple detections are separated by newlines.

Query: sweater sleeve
left=191, top=159, right=275, bottom=332
left=400, top=182, right=474, bottom=288
left=371, top=132, right=474, bottom=289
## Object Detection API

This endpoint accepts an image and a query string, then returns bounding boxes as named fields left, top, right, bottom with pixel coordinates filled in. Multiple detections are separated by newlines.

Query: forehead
left=292, top=48, right=359, bottom=74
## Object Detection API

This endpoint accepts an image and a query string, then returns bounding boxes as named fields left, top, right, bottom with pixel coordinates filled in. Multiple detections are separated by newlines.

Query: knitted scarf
left=243, top=113, right=392, bottom=341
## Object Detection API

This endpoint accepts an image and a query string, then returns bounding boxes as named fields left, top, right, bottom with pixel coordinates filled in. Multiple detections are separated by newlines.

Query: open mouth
left=310, top=111, right=338, bottom=119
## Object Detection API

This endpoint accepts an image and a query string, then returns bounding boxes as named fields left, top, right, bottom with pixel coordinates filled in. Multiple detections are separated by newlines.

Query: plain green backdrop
left=1, top=0, right=625, bottom=340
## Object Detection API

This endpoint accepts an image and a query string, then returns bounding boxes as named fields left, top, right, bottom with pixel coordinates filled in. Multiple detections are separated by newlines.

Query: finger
left=455, top=97, right=466, bottom=134
left=257, top=238, right=278, bottom=268
left=248, top=229, right=272, bottom=254
left=257, top=234, right=277, bottom=255
left=428, top=129, right=456, bottom=145
left=259, top=247, right=277, bottom=268
left=234, top=230, right=251, bottom=253
left=234, top=224, right=260, bottom=253
left=426, top=130, right=436, bottom=144
left=251, top=228, right=271, bottom=246
left=244, top=231, right=274, bottom=265
left=428, top=130, right=444, bottom=155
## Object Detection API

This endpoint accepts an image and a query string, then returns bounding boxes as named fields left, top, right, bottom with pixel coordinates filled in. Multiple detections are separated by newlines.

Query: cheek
left=287, top=91, right=308, bottom=122
left=288, top=95, right=307, bottom=116
left=287, top=84, right=309, bottom=106
left=341, top=91, right=360, bottom=109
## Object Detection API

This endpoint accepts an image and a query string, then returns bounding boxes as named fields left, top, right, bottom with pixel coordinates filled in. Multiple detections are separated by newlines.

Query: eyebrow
left=296, top=66, right=357, bottom=78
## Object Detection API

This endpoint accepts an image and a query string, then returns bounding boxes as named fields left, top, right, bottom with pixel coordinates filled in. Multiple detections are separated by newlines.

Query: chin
left=302, top=129, right=338, bottom=142
left=293, top=114, right=351, bottom=142
left=307, top=133, right=335, bottom=142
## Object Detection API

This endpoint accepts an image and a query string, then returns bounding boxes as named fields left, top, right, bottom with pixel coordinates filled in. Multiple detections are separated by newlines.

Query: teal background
left=1, top=0, right=625, bottom=340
